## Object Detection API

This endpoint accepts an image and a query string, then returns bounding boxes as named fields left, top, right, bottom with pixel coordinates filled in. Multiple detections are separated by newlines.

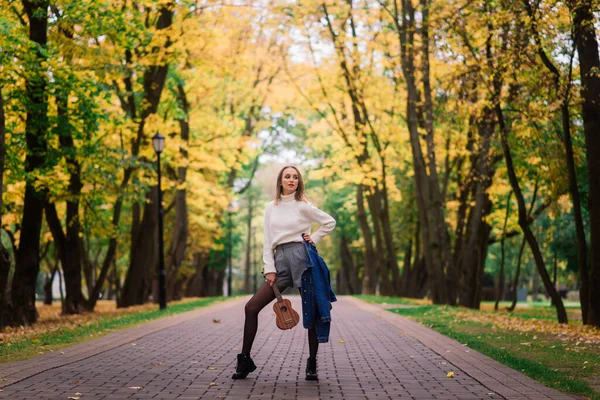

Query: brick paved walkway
left=0, top=296, right=574, bottom=400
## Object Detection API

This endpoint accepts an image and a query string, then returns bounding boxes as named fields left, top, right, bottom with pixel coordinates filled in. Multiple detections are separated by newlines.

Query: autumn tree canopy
left=1, top=0, right=599, bottom=328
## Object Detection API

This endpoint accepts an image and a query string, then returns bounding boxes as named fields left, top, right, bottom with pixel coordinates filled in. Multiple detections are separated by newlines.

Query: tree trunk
left=43, top=263, right=58, bottom=306
left=474, top=213, right=493, bottom=307
left=0, top=242, right=10, bottom=329
left=420, top=0, right=456, bottom=304
left=394, top=0, right=448, bottom=304
left=45, top=204, right=85, bottom=314
left=365, top=189, right=390, bottom=295
left=185, top=252, right=209, bottom=297
left=11, top=0, right=50, bottom=326
left=166, top=84, right=190, bottom=301
left=120, top=187, right=158, bottom=307
left=357, top=185, right=377, bottom=294
left=569, top=0, right=600, bottom=327
left=86, top=178, right=129, bottom=310
left=0, top=87, right=14, bottom=329
left=495, top=192, right=512, bottom=311
left=44, top=88, right=86, bottom=315
left=562, top=97, right=590, bottom=322
left=88, top=3, right=174, bottom=311
left=106, top=262, right=116, bottom=301
left=458, top=111, right=497, bottom=308
left=496, top=102, right=568, bottom=323
left=525, top=0, right=590, bottom=323
left=378, top=173, right=401, bottom=295
left=399, top=241, right=412, bottom=297
left=507, top=236, right=527, bottom=312
left=339, top=235, right=359, bottom=294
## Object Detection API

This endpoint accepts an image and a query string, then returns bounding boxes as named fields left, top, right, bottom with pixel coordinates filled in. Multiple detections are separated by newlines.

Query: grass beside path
left=0, top=297, right=227, bottom=364
left=356, top=295, right=600, bottom=400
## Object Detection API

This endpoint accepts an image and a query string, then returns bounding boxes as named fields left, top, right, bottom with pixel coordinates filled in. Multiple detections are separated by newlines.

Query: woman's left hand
left=302, top=233, right=313, bottom=244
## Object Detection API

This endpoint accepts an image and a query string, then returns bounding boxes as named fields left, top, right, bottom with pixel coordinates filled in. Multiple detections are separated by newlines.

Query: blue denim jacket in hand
left=300, top=240, right=337, bottom=343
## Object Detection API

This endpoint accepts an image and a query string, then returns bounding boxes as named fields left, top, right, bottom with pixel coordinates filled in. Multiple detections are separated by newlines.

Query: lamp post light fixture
left=227, top=202, right=234, bottom=297
left=152, top=132, right=167, bottom=310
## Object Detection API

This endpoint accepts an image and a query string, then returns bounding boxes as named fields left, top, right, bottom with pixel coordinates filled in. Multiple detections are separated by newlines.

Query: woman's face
left=281, top=167, right=299, bottom=195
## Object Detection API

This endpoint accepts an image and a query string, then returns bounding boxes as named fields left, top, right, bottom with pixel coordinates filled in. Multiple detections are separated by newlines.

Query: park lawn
left=0, top=297, right=227, bottom=364
left=356, top=295, right=600, bottom=400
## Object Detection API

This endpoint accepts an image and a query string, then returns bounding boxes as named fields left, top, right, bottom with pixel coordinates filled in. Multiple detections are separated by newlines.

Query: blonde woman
left=232, top=165, right=336, bottom=381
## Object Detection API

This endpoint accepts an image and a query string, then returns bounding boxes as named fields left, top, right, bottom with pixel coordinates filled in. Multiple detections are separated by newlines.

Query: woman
left=232, top=165, right=336, bottom=381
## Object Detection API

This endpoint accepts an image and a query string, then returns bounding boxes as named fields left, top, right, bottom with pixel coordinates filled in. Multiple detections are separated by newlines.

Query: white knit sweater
left=262, top=193, right=336, bottom=275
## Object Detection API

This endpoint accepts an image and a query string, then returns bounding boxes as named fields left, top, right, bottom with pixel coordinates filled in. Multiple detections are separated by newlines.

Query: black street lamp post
left=152, top=132, right=167, bottom=310
left=227, top=203, right=234, bottom=297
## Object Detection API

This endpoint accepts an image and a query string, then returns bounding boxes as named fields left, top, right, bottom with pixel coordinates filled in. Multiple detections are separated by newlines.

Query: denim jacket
left=300, top=240, right=337, bottom=343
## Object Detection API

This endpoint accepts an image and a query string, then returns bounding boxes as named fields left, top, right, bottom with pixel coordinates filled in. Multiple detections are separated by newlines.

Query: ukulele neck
left=272, top=284, right=283, bottom=302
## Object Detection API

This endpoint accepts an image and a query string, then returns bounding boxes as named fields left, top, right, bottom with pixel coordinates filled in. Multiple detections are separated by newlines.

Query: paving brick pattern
left=0, top=296, right=573, bottom=399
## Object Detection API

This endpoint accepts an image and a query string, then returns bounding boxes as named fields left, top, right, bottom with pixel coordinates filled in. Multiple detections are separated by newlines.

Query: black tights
left=242, top=282, right=319, bottom=359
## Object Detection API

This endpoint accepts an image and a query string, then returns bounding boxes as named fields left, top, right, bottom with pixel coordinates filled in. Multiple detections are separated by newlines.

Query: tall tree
left=378, top=0, right=452, bottom=303
left=568, top=0, right=600, bottom=327
left=119, top=2, right=174, bottom=307
left=522, top=0, right=589, bottom=323
left=165, top=82, right=190, bottom=301
left=496, top=90, right=568, bottom=323
left=11, top=0, right=50, bottom=326
left=0, top=88, right=12, bottom=328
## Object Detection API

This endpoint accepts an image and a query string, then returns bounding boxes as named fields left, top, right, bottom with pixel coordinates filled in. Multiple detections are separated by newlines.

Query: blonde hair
left=275, top=165, right=307, bottom=204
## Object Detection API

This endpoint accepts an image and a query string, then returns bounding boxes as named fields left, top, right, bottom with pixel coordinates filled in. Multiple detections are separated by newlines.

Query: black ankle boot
left=305, top=357, right=318, bottom=381
left=232, top=353, right=257, bottom=379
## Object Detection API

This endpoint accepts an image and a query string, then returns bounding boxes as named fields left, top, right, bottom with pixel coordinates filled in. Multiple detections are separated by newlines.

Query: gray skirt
left=274, top=242, right=308, bottom=290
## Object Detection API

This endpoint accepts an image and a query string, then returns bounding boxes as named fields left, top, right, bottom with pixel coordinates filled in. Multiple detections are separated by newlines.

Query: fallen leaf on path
left=447, top=372, right=455, bottom=378
left=212, top=319, right=220, bottom=323
left=338, top=340, right=345, bottom=344
left=209, top=382, right=218, bottom=387
left=409, top=356, right=414, bottom=359
left=147, top=362, right=164, bottom=367
left=208, top=367, right=217, bottom=370
left=128, top=386, right=143, bottom=390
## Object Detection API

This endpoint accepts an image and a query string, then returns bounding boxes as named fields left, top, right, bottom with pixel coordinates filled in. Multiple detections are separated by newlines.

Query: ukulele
left=272, top=284, right=300, bottom=330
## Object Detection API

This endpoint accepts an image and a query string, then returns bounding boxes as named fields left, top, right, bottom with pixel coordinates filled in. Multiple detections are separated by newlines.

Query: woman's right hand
left=265, top=273, right=276, bottom=287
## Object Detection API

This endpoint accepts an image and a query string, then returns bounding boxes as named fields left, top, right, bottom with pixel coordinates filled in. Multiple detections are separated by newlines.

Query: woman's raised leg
left=241, top=281, right=277, bottom=354
left=233, top=281, right=278, bottom=379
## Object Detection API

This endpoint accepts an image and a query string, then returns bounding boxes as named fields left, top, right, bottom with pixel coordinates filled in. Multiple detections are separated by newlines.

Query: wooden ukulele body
left=272, top=285, right=300, bottom=330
